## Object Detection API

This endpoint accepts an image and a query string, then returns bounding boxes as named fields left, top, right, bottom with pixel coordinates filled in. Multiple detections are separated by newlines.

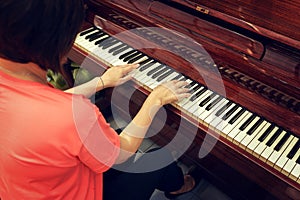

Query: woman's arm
left=115, top=80, right=190, bottom=164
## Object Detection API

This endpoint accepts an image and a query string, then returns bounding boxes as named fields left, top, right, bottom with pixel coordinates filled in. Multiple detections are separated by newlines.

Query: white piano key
left=95, top=42, right=124, bottom=63
left=182, top=88, right=208, bottom=111
left=143, top=66, right=169, bottom=89
left=240, top=120, right=268, bottom=150
left=106, top=47, right=135, bottom=63
left=233, top=116, right=260, bottom=145
left=186, top=90, right=213, bottom=116
left=275, top=136, right=297, bottom=171
left=112, top=50, right=140, bottom=66
left=289, top=163, right=300, bottom=182
left=204, top=99, right=229, bottom=124
left=176, top=79, right=195, bottom=106
left=131, top=55, right=150, bottom=65
left=261, top=127, right=284, bottom=165
left=246, top=121, right=270, bottom=154
left=133, top=63, right=162, bottom=85
left=265, top=131, right=286, bottom=166
left=282, top=147, right=300, bottom=175
left=215, top=106, right=242, bottom=135
left=259, top=127, right=280, bottom=161
left=209, top=102, right=236, bottom=132
left=76, top=29, right=101, bottom=43
left=201, top=98, right=228, bottom=124
left=267, top=131, right=292, bottom=167
left=159, top=71, right=181, bottom=82
left=227, top=111, right=252, bottom=141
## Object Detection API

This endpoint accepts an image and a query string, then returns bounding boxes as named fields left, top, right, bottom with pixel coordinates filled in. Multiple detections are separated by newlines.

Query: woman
left=0, top=0, right=196, bottom=199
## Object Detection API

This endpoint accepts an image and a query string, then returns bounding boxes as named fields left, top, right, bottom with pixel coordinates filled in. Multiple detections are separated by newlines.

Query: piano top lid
left=168, top=0, right=300, bottom=49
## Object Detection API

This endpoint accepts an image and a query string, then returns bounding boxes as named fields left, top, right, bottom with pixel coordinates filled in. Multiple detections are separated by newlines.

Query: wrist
left=147, top=92, right=163, bottom=107
left=96, top=76, right=106, bottom=91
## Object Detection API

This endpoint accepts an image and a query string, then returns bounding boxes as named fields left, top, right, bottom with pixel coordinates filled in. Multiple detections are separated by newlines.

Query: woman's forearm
left=115, top=95, right=161, bottom=164
left=64, top=77, right=103, bottom=98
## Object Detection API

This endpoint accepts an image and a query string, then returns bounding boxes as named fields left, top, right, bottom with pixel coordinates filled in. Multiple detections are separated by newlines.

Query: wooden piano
left=68, top=0, right=300, bottom=199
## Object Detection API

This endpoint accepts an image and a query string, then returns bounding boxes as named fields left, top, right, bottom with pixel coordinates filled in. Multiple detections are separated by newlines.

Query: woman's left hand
left=100, top=64, right=139, bottom=89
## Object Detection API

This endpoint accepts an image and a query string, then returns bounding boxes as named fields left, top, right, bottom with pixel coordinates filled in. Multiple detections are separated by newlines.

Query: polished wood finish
left=68, top=0, right=300, bottom=199
left=171, top=0, right=300, bottom=49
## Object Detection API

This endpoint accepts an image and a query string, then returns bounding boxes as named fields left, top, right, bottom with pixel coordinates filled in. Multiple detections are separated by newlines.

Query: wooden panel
left=171, top=0, right=300, bottom=49
left=148, top=1, right=264, bottom=59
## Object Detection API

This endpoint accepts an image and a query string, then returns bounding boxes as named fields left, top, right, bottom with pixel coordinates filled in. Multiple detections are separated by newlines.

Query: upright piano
left=68, top=0, right=300, bottom=199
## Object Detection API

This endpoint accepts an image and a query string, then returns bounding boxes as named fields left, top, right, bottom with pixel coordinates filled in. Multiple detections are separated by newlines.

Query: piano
left=68, top=0, right=300, bottom=199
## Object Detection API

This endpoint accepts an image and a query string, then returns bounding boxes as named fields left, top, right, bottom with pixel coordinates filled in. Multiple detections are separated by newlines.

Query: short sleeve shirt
left=0, top=71, right=120, bottom=200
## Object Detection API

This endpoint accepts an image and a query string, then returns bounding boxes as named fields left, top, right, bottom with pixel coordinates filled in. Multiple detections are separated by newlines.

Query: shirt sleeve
left=76, top=100, right=120, bottom=174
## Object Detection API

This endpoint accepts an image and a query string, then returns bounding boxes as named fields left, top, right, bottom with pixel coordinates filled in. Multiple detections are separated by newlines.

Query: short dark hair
left=0, top=0, right=84, bottom=73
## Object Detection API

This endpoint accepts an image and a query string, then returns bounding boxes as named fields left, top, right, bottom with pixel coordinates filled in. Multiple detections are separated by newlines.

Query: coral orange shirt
left=0, top=70, right=120, bottom=200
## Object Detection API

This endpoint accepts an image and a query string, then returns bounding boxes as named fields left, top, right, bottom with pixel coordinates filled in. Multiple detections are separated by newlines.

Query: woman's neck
left=0, top=58, right=47, bottom=84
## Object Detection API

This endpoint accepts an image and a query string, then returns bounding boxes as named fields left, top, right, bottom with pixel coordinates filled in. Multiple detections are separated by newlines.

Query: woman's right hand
left=148, top=80, right=191, bottom=106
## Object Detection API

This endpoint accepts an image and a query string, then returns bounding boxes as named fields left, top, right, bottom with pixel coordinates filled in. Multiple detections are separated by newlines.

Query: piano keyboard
left=74, top=26, right=300, bottom=184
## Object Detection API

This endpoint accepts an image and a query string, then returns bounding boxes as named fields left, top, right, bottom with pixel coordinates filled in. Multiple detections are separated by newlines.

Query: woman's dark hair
left=0, top=0, right=85, bottom=73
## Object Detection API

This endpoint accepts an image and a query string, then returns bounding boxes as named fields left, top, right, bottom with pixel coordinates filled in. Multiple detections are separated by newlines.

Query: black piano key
left=119, top=50, right=136, bottom=60
left=185, top=81, right=197, bottom=89
left=215, top=101, right=232, bottom=117
left=206, top=96, right=223, bottom=111
left=138, top=58, right=153, bottom=67
left=88, top=32, right=106, bottom=42
left=95, top=36, right=111, bottom=45
left=287, top=139, right=300, bottom=159
left=123, top=52, right=141, bottom=62
left=296, top=155, right=300, bottom=164
left=112, top=45, right=130, bottom=56
left=171, top=74, right=184, bottom=81
left=146, top=64, right=164, bottom=76
left=108, top=43, right=127, bottom=53
left=152, top=66, right=168, bottom=79
left=189, top=87, right=207, bottom=101
left=80, top=27, right=97, bottom=36
left=85, top=30, right=102, bottom=40
left=102, top=39, right=119, bottom=49
left=127, top=53, right=146, bottom=64
left=222, top=104, right=239, bottom=120
left=199, top=93, right=217, bottom=107
left=247, top=118, right=264, bottom=135
left=274, top=132, right=291, bottom=151
left=139, top=61, right=156, bottom=71
left=156, top=69, right=175, bottom=82
left=190, top=84, right=202, bottom=94
left=228, top=108, right=246, bottom=124
left=239, top=114, right=256, bottom=131
left=178, top=76, right=187, bottom=81
left=94, top=34, right=113, bottom=44
left=266, top=128, right=282, bottom=147
left=258, top=124, right=275, bottom=142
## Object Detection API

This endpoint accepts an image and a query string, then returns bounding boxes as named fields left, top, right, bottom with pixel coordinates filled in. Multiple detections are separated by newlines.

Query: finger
left=175, top=80, right=189, bottom=88
left=118, top=63, right=139, bottom=69
left=122, top=64, right=140, bottom=75
left=176, top=93, right=191, bottom=101
left=119, top=74, right=133, bottom=84
left=176, top=88, right=190, bottom=94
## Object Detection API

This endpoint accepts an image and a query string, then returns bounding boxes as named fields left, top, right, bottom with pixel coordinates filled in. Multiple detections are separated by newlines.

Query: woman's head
left=0, top=0, right=84, bottom=72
